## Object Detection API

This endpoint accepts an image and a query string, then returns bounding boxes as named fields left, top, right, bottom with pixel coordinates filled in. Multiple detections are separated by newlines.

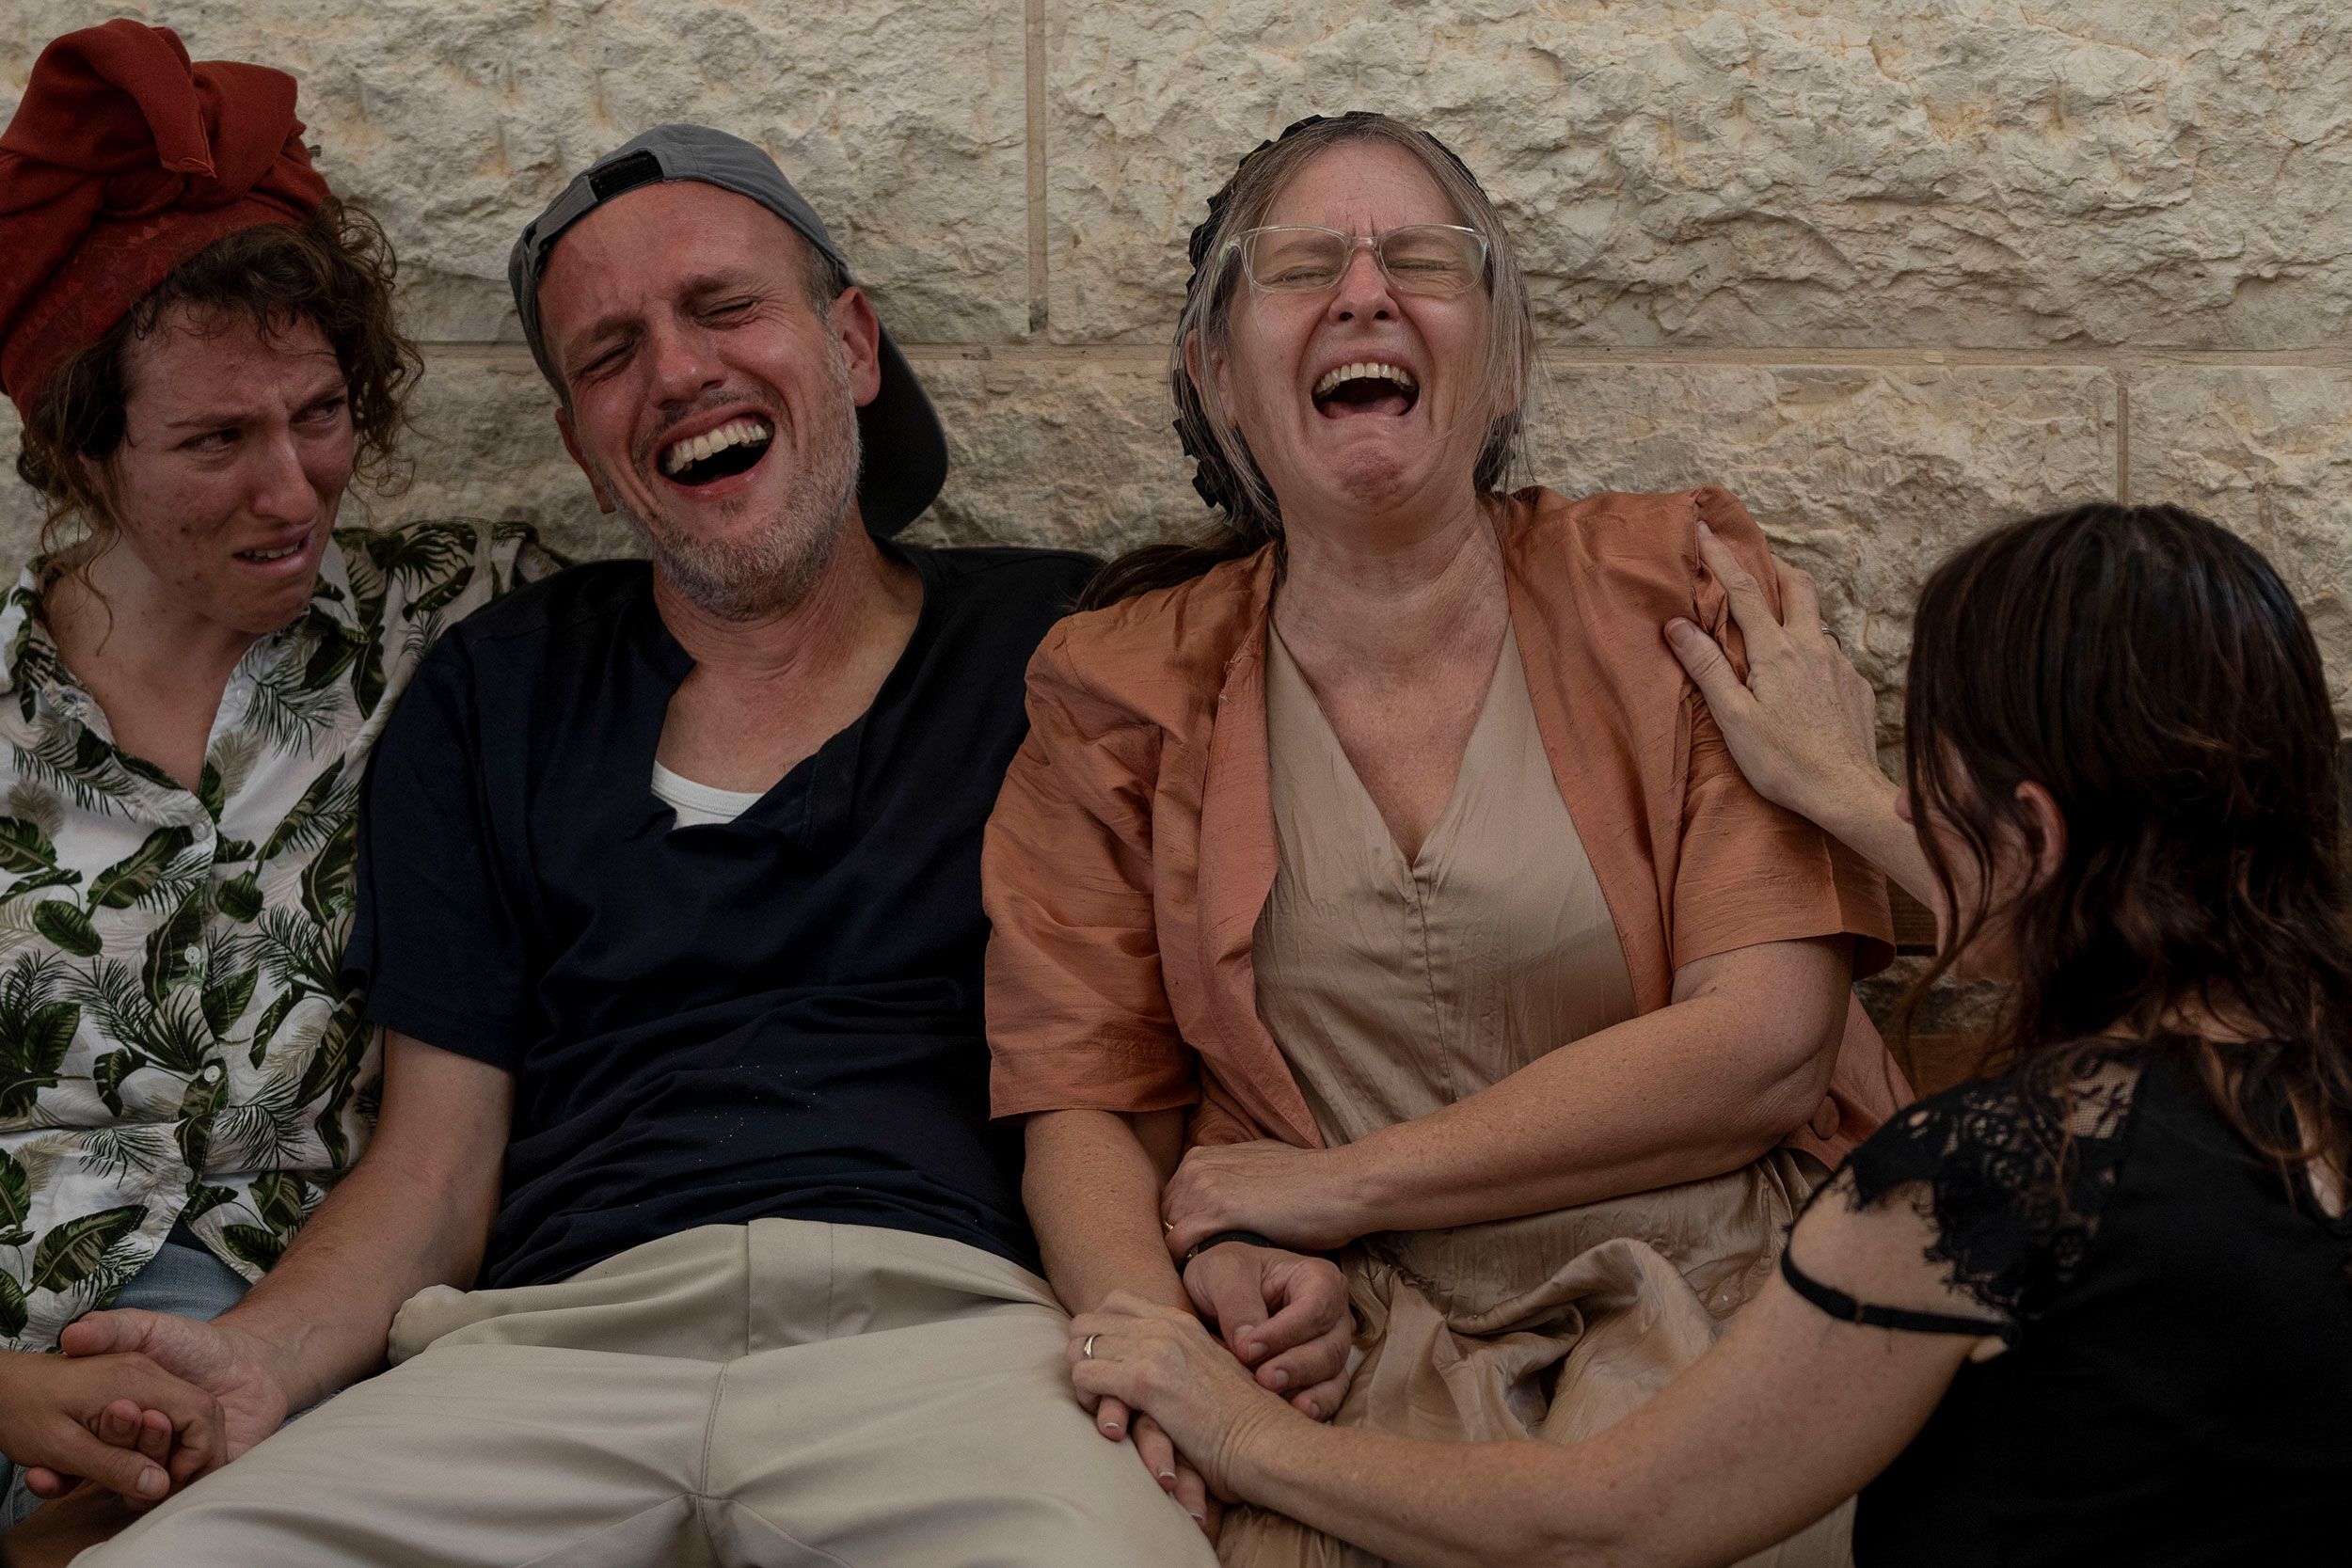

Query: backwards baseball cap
left=509, top=124, right=946, bottom=537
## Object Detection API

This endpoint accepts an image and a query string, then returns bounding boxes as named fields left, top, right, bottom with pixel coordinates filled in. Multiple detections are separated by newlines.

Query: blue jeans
left=0, top=1239, right=249, bottom=1529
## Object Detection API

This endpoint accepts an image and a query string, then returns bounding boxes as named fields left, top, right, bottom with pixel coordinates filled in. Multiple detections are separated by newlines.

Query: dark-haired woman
left=1069, top=501, right=2352, bottom=1566
left=984, top=111, right=1900, bottom=1563
left=0, top=22, right=548, bottom=1530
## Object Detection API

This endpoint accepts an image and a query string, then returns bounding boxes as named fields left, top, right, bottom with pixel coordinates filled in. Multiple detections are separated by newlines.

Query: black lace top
left=1788, top=1043, right=2352, bottom=1566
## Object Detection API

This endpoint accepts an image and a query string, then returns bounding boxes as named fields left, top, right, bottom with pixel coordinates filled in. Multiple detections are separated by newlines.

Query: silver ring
left=1083, top=1334, right=1099, bottom=1359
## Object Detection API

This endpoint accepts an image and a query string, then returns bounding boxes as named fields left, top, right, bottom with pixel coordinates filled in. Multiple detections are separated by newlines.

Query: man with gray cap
left=52, top=125, right=1345, bottom=1566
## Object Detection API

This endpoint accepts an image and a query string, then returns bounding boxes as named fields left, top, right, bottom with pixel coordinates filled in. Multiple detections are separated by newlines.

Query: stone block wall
left=7, top=0, right=2351, bottom=743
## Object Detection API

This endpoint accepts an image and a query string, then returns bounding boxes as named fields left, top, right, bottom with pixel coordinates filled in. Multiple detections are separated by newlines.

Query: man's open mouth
left=1311, top=361, right=1420, bottom=419
left=660, top=417, right=775, bottom=486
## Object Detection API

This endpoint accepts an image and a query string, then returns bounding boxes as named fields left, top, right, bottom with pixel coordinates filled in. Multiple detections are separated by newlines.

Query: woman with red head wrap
left=0, top=18, right=330, bottom=413
left=0, top=21, right=549, bottom=1544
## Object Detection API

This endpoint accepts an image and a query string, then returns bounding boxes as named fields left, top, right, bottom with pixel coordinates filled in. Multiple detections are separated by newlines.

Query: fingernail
left=1269, top=1369, right=1290, bottom=1389
left=137, top=1468, right=167, bottom=1498
left=1242, top=1341, right=1263, bottom=1362
left=1698, top=520, right=1714, bottom=537
left=1101, top=1421, right=1120, bottom=1436
left=1665, top=618, right=1693, bottom=644
left=1157, top=1469, right=1176, bottom=1483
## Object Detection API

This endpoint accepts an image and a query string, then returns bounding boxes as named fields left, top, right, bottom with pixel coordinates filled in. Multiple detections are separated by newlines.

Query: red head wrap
left=0, top=20, right=330, bottom=419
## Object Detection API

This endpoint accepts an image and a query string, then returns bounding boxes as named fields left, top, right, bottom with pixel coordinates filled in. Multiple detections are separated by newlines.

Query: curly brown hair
left=1902, top=502, right=2352, bottom=1203
left=13, top=194, right=420, bottom=561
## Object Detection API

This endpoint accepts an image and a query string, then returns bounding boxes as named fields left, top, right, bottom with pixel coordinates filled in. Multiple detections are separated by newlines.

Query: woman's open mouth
left=233, top=527, right=316, bottom=570
left=659, top=416, right=775, bottom=489
left=1311, top=361, right=1420, bottom=420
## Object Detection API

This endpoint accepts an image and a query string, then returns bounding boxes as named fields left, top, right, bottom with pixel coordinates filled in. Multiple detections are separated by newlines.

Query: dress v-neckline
left=1265, top=619, right=1521, bottom=879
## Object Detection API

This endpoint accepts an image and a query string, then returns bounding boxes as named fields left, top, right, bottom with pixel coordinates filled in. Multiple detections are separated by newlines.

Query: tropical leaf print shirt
left=0, top=519, right=554, bottom=1350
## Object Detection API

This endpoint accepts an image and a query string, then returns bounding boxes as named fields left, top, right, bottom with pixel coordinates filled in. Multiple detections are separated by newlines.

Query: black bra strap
left=1780, top=1246, right=2016, bottom=1344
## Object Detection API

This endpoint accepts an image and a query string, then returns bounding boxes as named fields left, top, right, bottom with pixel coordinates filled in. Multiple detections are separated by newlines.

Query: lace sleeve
left=1809, top=1047, right=2147, bottom=1327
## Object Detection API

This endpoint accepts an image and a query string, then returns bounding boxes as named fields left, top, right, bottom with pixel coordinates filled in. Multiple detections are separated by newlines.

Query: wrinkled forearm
left=1229, top=1415, right=1622, bottom=1568
left=1221, top=1251, right=1970, bottom=1568
left=1024, top=1107, right=1191, bottom=1318
left=1333, top=947, right=1849, bottom=1235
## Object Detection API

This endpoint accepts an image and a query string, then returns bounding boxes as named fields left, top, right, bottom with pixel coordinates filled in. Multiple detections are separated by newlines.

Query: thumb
left=40, top=1422, right=171, bottom=1505
left=59, top=1309, right=143, bottom=1358
left=1198, top=1273, right=1269, bottom=1363
left=1665, top=619, right=1753, bottom=715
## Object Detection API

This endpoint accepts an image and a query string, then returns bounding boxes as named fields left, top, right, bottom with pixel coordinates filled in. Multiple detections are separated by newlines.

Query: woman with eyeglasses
left=983, top=112, right=1902, bottom=1564
left=1061, top=502, right=2352, bottom=1565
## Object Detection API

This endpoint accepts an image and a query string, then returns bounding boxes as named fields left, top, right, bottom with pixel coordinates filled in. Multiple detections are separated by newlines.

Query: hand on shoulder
left=1664, top=522, right=1893, bottom=835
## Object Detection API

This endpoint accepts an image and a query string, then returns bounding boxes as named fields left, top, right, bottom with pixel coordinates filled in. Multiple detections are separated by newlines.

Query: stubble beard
left=612, top=348, right=864, bottom=623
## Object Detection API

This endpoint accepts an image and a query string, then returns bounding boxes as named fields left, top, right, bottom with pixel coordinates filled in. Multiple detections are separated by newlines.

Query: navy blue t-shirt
left=343, top=544, right=1092, bottom=1290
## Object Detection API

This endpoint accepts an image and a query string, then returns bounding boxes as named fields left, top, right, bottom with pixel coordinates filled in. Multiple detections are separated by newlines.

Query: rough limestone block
left=2131, top=367, right=2352, bottom=721
left=1522, top=362, right=2118, bottom=736
left=0, top=412, right=40, bottom=567
left=1048, top=1, right=2352, bottom=349
left=362, top=349, right=616, bottom=558
left=912, top=353, right=1199, bottom=559
left=3, top=0, right=1032, bottom=344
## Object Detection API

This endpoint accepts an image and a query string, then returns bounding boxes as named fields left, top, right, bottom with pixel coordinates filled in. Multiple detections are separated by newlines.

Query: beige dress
left=1216, top=625, right=1850, bottom=1568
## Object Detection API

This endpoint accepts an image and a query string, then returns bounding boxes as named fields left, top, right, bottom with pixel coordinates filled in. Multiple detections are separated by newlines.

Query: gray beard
left=634, top=445, right=858, bottom=623
left=614, top=360, right=864, bottom=623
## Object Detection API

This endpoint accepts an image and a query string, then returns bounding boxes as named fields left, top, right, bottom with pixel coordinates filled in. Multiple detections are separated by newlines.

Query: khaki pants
left=83, top=1221, right=1216, bottom=1568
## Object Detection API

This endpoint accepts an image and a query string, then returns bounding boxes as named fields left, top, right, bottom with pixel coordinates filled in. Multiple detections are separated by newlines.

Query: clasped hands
left=1085, top=1235, right=1351, bottom=1536
left=0, top=1347, right=223, bottom=1512
left=1072, top=1141, right=1362, bottom=1532
left=0, top=1310, right=289, bottom=1513
left=1156, top=1138, right=1366, bottom=1432
left=1072, top=1291, right=1302, bottom=1504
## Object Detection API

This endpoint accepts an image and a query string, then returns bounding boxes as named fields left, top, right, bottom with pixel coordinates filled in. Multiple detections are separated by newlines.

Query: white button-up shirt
left=0, top=520, right=551, bottom=1349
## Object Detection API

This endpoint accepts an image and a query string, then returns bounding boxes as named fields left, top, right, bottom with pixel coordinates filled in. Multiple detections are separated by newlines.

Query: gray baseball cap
left=509, top=124, right=946, bottom=537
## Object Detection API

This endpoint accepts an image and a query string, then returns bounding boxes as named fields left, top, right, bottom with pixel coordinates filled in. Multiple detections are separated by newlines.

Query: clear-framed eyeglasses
left=1222, top=224, right=1490, bottom=297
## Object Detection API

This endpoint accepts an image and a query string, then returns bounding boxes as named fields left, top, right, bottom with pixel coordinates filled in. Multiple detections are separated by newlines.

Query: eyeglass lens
left=1240, top=226, right=1486, bottom=295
